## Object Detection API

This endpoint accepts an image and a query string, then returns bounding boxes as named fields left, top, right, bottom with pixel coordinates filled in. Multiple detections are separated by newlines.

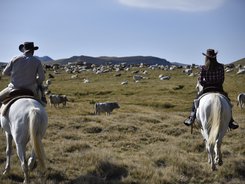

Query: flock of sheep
left=43, top=62, right=245, bottom=111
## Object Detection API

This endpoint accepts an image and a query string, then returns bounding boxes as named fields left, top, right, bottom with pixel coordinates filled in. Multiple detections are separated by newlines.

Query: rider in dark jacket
left=184, top=49, right=239, bottom=129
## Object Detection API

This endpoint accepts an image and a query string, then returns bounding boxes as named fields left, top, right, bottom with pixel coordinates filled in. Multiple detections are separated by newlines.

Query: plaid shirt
left=199, top=64, right=224, bottom=87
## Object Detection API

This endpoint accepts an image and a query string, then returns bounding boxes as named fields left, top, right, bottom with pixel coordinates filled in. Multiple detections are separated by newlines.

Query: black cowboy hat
left=19, top=42, right=39, bottom=53
left=202, top=49, right=218, bottom=58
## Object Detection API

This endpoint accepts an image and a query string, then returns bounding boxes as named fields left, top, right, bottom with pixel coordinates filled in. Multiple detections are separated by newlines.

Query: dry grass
left=0, top=66, right=244, bottom=184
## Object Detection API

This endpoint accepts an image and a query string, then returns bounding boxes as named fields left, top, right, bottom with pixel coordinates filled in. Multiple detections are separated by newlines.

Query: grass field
left=0, top=66, right=244, bottom=184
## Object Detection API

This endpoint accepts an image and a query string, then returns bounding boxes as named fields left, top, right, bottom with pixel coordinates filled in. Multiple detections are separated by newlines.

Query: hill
left=230, top=58, right=245, bottom=66
left=35, top=56, right=54, bottom=62
left=49, top=55, right=171, bottom=66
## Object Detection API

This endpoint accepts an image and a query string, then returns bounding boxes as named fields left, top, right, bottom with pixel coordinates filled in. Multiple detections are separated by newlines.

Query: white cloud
left=118, top=0, right=226, bottom=12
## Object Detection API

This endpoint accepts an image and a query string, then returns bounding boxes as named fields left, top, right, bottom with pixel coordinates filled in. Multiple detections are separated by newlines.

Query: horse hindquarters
left=238, top=93, right=245, bottom=109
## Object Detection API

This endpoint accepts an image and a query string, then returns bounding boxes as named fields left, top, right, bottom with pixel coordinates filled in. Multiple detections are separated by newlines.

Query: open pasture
left=0, top=66, right=244, bottom=184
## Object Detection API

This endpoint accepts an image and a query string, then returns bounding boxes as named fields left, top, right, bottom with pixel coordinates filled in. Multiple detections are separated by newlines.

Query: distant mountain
left=99, top=56, right=171, bottom=65
left=48, top=55, right=171, bottom=66
left=35, top=56, right=54, bottom=62
left=230, top=58, right=245, bottom=66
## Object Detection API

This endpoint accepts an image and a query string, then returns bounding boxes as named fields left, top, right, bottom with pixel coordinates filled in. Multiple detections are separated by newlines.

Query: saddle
left=1, top=89, right=37, bottom=116
left=2, top=89, right=34, bottom=104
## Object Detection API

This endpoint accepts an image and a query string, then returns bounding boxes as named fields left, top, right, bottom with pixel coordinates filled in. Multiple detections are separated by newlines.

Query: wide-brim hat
left=202, top=49, right=218, bottom=58
left=19, top=42, right=39, bottom=53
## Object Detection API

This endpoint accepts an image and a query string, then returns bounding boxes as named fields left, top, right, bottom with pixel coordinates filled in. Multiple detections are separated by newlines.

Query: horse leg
left=16, top=144, right=29, bottom=184
left=28, top=150, right=37, bottom=171
left=214, top=142, right=219, bottom=165
left=206, top=143, right=216, bottom=171
left=204, top=141, right=211, bottom=164
left=3, top=132, right=12, bottom=175
left=207, top=150, right=211, bottom=164
left=214, top=141, right=223, bottom=166
left=203, top=134, right=213, bottom=165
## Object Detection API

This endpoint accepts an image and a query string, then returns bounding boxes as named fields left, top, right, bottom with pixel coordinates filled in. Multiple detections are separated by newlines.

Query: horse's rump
left=197, top=93, right=230, bottom=139
left=194, top=92, right=232, bottom=112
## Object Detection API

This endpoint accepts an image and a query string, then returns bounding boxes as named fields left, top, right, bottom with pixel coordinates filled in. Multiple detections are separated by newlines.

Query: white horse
left=195, top=82, right=231, bottom=171
left=0, top=98, right=48, bottom=183
left=237, top=93, right=245, bottom=109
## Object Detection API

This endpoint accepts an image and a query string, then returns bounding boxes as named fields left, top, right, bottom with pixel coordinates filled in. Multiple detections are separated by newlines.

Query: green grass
left=0, top=66, right=244, bottom=184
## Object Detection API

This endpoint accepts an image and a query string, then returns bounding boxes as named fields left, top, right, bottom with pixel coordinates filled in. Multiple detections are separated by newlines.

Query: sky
left=0, top=0, right=244, bottom=65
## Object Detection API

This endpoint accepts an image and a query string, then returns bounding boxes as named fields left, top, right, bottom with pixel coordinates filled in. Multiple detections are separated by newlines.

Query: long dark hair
left=205, top=56, right=219, bottom=71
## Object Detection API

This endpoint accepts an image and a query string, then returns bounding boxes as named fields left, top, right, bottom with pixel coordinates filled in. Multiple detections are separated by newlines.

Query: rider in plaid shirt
left=199, top=64, right=224, bottom=89
left=184, top=49, right=239, bottom=129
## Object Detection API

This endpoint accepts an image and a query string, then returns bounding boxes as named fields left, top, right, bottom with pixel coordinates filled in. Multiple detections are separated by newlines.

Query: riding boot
left=229, top=118, right=239, bottom=129
left=184, top=101, right=196, bottom=126
left=184, top=111, right=196, bottom=126
left=38, top=85, right=47, bottom=105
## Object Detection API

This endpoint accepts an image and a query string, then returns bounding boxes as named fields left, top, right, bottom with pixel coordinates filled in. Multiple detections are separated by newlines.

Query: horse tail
left=237, top=93, right=244, bottom=108
left=29, top=108, right=46, bottom=170
left=208, top=95, right=222, bottom=146
left=237, top=93, right=241, bottom=107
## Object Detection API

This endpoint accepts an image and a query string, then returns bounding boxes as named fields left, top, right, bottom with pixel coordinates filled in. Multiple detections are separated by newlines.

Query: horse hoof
left=212, top=166, right=217, bottom=171
left=3, top=168, right=10, bottom=175
left=28, top=158, right=37, bottom=171
left=23, top=179, right=30, bottom=184
left=218, top=160, right=223, bottom=166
